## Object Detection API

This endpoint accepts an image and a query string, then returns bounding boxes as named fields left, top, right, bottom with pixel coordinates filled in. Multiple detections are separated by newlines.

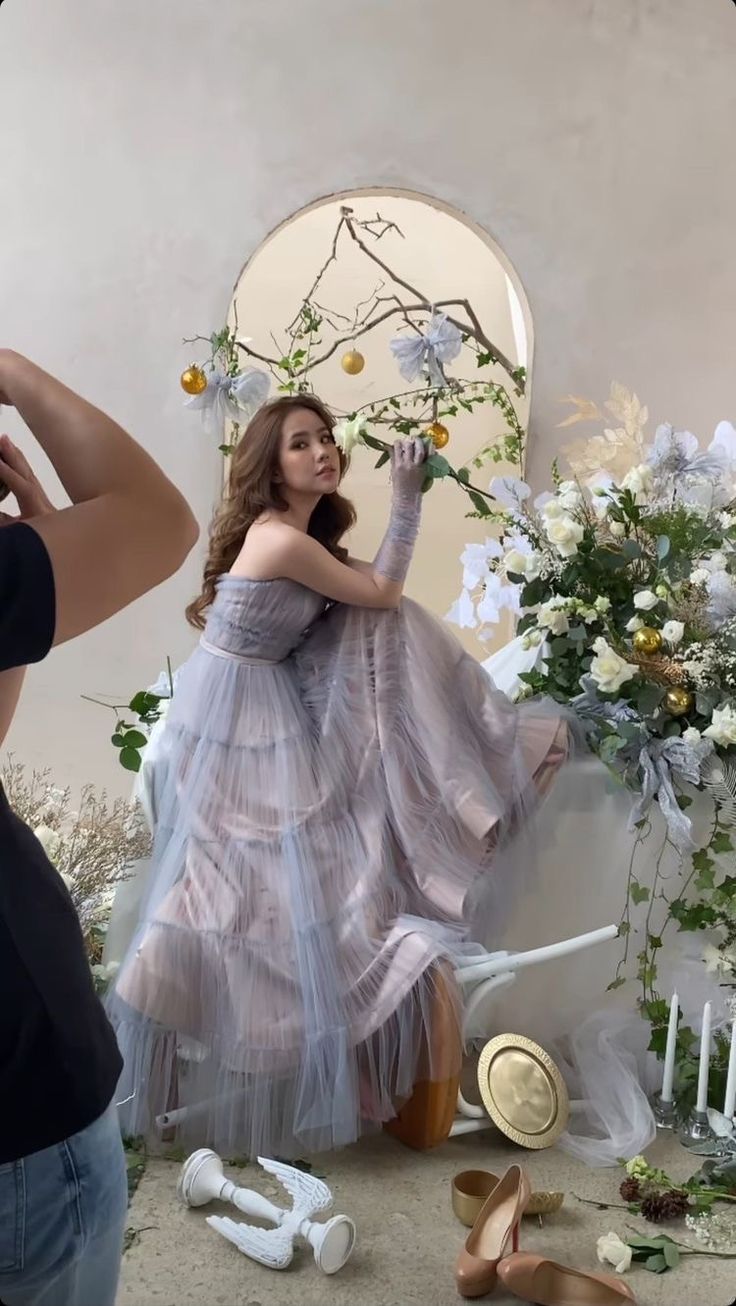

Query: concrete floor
left=118, top=1131, right=736, bottom=1306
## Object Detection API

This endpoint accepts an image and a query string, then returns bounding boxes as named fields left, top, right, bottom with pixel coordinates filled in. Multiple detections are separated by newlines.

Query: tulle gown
left=107, top=574, right=570, bottom=1158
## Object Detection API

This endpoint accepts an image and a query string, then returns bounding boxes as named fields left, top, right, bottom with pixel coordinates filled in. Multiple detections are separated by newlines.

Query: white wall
left=0, top=0, right=734, bottom=796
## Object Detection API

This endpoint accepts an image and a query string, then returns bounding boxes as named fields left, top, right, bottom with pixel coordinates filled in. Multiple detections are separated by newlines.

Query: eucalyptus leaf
left=468, top=491, right=492, bottom=517
left=119, top=747, right=142, bottom=773
left=662, top=1241, right=680, bottom=1269
left=121, top=730, right=147, bottom=750
left=426, top=454, right=451, bottom=479
left=643, top=1253, right=668, bottom=1274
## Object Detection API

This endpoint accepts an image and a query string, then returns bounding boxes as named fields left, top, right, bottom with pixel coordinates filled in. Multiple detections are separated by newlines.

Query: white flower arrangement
left=448, top=385, right=736, bottom=1070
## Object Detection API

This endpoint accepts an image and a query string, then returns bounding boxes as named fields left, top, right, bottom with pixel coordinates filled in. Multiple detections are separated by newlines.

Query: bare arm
left=237, top=528, right=400, bottom=608
left=0, top=351, right=199, bottom=645
left=0, top=666, right=26, bottom=745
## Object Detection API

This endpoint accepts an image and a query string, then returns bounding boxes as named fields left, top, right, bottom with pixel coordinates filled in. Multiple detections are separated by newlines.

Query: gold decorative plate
left=476, top=1034, right=569, bottom=1150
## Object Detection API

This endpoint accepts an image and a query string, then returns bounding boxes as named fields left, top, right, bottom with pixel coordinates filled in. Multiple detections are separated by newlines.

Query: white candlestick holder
left=177, top=1149, right=356, bottom=1274
left=651, top=1091, right=678, bottom=1131
left=679, top=1108, right=720, bottom=1155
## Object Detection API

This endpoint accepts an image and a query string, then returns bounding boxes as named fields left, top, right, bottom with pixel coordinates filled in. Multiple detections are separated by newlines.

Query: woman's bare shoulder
left=231, top=520, right=311, bottom=579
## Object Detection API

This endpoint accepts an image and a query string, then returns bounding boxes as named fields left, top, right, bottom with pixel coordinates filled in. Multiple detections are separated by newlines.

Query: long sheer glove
left=373, top=437, right=428, bottom=582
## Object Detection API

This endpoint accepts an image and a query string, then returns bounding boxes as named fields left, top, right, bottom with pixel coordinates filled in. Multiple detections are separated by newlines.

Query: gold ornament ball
left=632, top=626, right=663, bottom=656
left=664, top=687, right=694, bottom=717
left=341, top=349, right=365, bottom=376
left=180, top=365, right=207, bottom=396
left=426, top=421, right=450, bottom=449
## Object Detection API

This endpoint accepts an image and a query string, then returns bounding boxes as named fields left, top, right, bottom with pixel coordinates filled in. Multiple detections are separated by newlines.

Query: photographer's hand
left=0, top=436, right=55, bottom=525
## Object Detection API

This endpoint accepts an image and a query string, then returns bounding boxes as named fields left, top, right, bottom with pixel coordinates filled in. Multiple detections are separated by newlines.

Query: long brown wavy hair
left=186, top=394, right=356, bottom=629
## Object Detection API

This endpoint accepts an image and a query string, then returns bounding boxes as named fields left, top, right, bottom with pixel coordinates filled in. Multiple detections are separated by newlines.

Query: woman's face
left=277, top=407, right=341, bottom=496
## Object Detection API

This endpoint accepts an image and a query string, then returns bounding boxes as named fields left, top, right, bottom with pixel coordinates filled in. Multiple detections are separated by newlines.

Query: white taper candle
left=661, top=992, right=679, bottom=1104
left=696, top=1001, right=712, bottom=1114
left=723, top=1019, right=736, bottom=1121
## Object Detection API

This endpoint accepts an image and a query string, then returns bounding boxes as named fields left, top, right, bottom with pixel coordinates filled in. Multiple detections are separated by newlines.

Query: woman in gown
left=107, top=394, right=572, bottom=1159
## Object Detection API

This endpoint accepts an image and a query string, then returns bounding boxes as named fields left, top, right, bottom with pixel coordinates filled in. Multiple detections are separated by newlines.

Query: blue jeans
left=0, top=1105, right=127, bottom=1306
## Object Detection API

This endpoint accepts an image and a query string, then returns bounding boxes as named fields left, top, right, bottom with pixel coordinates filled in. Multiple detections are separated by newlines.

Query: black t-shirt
left=0, top=523, right=122, bottom=1163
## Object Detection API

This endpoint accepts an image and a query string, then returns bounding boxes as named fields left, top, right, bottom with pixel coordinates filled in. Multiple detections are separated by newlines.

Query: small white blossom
left=33, top=823, right=62, bottom=863
left=536, top=599, right=570, bottom=636
left=596, top=1232, right=632, bottom=1275
left=609, top=520, right=626, bottom=538
left=625, top=1155, right=651, bottom=1179
left=704, top=703, right=736, bottom=747
left=690, top=568, right=710, bottom=585
left=333, top=415, right=368, bottom=455
left=633, top=590, right=659, bottom=611
left=662, top=620, right=685, bottom=646
left=683, top=727, right=702, bottom=744
left=557, top=480, right=583, bottom=510
left=445, top=590, right=477, bottom=629
left=620, top=462, right=654, bottom=503
left=489, top=476, right=531, bottom=512
left=626, top=616, right=645, bottom=632
left=460, top=539, right=502, bottom=589
left=594, top=596, right=611, bottom=614
left=589, top=637, right=638, bottom=695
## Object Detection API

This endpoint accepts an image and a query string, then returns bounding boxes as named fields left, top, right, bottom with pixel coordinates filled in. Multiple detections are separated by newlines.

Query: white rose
left=594, top=596, right=611, bottom=614
left=596, top=1232, right=632, bottom=1276
left=33, top=823, right=62, bottom=864
left=626, top=616, right=645, bottom=632
left=536, top=599, right=570, bottom=636
left=609, top=520, right=626, bottom=538
left=690, top=568, right=709, bottom=585
left=503, top=548, right=539, bottom=580
left=527, top=629, right=543, bottom=646
left=545, top=515, right=584, bottom=558
left=633, top=590, right=659, bottom=611
left=91, top=960, right=120, bottom=983
left=662, top=620, right=684, bottom=646
left=620, top=463, right=654, bottom=503
left=683, top=727, right=702, bottom=744
left=589, top=637, right=637, bottom=695
left=541, top=499, right=564, bottom=520
left=557, top=480, right=583, bottom=510
left=704, top=703, right=736, bottom=747
left=333, top=415, right=367, bottom=455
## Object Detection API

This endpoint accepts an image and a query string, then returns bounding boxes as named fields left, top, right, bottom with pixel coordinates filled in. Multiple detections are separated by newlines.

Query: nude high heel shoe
left=455, top=1165, right=530, bottom=1299
left=497, top=1254, right=636, bottom=1304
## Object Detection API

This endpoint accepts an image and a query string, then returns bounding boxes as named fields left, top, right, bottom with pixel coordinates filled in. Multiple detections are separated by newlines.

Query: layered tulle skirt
left=107, top=597, right=571, bottom=1157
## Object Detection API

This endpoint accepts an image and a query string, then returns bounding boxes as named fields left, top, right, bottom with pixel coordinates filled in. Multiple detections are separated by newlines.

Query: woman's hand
left=390, top=436, right=428, bottom=501
left=0, top=434, right=56, bottom=523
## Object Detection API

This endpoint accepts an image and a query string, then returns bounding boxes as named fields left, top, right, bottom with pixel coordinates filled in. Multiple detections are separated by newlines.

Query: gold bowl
left=451, top=1169, right=564, bottom=1227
